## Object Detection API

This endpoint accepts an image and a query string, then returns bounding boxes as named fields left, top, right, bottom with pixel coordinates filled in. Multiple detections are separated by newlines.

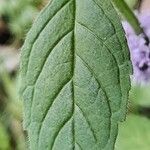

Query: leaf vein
left=76, top=54, right=112, bottom=142
left=75, top=103, right=97, bottom=142
left=75, top=142, right=83, bottom=150
left=32, top=29, right=73, bottom=86
left=25, top=0, right=72, bottom=75
left=37, top=79, right=72, bottom=146
left=76, top=22, right=121, bottom=102
left=72, top=0, right=77, bottom=148
left=27, top=30, right=73, bottom=131
left=51, top=116, right=73, bottom=150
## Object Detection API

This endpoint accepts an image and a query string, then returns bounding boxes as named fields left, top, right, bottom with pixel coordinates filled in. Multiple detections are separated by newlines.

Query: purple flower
left=122, top=12, right=150, bottom=84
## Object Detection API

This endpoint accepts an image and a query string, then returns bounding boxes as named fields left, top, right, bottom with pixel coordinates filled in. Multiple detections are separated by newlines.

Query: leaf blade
left=20, top=0, right=131, bottom=149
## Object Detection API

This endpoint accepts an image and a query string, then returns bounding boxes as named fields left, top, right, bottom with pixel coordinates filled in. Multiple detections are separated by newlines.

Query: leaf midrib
left=72, top=0, right=76, bottom=148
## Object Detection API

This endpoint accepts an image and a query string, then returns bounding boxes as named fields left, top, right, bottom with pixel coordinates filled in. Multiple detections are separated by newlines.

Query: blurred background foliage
left=0, top=0, right=48, bottom=149
left=0, top=0, right=48, bottom=45
left=0, top=0, right=150, bottom=149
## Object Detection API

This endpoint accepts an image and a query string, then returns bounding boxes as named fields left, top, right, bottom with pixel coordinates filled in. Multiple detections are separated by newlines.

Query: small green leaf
left=20, top=0, right=131, bottom=149
left=116, top=114, right=150, bottom=150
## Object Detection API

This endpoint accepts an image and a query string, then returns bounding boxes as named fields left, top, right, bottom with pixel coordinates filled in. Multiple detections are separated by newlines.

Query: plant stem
left=112, top=0, right=150, bottom=45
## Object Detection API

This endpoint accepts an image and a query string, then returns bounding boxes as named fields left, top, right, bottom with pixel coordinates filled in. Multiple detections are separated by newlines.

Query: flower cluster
left=122, top=12, right=150, bottom=84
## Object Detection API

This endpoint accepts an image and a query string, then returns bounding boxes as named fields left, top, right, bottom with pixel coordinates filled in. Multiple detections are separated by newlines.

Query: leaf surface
left=20, top=0, right=131, bottom=149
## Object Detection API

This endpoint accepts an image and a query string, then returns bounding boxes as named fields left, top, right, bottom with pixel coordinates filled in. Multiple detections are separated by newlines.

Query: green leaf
left=0, top=121, right=10, bottom=150
left=20, top=0, right=131, bottom=149
left=116, top=114, right=150, bottom=150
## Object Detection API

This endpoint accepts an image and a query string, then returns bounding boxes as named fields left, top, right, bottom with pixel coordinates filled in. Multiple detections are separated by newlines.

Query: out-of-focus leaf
left=0, top=0, right=43, bottom=42
left=116, top=114, right=150, bottom=150
left=130, top=85, right=150, bottom=107
left=10, top=6, right=38, bottom=40
left=0, top=121, right=10, bottom=150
